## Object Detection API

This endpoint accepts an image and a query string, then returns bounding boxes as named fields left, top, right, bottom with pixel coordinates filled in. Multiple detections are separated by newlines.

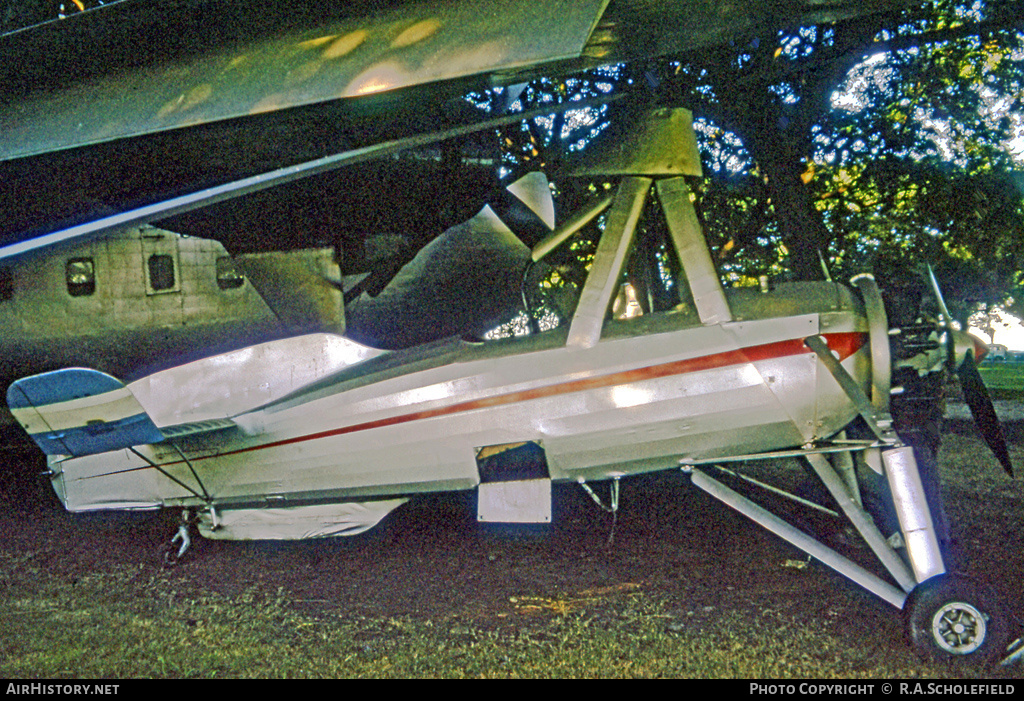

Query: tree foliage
left=654, top=0, right=1024, bottom=323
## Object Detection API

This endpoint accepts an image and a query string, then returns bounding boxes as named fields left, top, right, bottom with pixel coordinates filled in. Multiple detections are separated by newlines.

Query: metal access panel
left=477, top=479, right=552, bottom=524
left=476, top=441, right=552, bottom=523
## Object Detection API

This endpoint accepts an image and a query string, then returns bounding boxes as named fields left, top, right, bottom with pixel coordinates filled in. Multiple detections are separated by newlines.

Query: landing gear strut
left=159, top=510, right=193, bottom=567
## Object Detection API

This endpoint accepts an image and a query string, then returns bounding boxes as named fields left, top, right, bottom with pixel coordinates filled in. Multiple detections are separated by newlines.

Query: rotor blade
left=957, top=353, right=1014, bottom=477
left=0, top=93, right=622, bottom=261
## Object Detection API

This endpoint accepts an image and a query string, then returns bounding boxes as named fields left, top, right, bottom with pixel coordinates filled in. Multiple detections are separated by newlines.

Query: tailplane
left=7, top=368, right=166, bottom=456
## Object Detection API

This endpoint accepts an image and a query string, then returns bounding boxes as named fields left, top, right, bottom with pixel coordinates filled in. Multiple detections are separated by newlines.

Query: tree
left=970, top=302, right=1014, bottom=342
left=652, top=0, right=1024, bottom=322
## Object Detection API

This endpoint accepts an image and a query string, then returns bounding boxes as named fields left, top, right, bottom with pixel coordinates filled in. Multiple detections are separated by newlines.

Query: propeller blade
left=957, top=352, right=1014, bottom=477
left=925, top=264, right=957, bottom=373
left=925, top=264, right=954, bottom=328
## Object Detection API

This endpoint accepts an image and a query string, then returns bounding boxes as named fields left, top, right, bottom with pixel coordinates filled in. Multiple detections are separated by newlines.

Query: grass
left=0, top=552, right=1012, bottom=679
left=977, top=363, right=1024, bottom=399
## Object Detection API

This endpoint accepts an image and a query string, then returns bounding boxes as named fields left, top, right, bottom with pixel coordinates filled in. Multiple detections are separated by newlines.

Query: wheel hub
left=932, top=602, right=987, bottom=655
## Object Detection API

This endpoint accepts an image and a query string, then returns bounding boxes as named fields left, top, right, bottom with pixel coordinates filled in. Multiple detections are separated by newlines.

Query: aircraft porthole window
left=0, top=267, right=12, bottom=301
left=65, top=258, right=96, bottom=297
left=147, top=254, right=176, bottom=292
left=216, top=257, right=245, bottom=290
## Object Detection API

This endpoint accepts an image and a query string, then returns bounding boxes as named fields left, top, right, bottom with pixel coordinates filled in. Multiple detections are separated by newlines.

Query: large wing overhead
left=0, top=0, right=609, bottom=163
left=0, top=0, right=916, bottom=164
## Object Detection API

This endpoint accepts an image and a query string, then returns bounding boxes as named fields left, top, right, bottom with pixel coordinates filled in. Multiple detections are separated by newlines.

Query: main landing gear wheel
left=905, top=574, right=1008, bottom=665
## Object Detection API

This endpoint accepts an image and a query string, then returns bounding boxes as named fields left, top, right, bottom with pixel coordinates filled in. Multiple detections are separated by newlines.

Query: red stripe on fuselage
left=209, top=331, right=866, bottom=460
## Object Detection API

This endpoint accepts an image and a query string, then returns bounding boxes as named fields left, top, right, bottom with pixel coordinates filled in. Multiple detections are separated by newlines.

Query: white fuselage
left=49, top=283, right=870, bottom=514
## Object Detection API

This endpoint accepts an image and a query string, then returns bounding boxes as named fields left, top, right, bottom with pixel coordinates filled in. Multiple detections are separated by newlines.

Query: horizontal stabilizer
left=6, top=368, right=233, bottom=456
left=8, top=369, right=164, bottom=456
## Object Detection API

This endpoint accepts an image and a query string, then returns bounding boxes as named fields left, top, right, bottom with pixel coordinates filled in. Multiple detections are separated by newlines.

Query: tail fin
left=7, top=368, right=164, bottom=456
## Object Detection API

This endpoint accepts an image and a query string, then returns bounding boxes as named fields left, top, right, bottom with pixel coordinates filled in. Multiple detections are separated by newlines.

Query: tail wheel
left=905, top=574, right=1008, bottom=665
left=158, top=541, right=181, bottom=568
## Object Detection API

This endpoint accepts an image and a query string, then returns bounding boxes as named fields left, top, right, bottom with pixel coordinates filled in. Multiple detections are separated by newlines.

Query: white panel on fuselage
left=720, top=315, right=820, bottom=440
left=48, top=304, right=867, bottom=512
left=540, top=317, right=818, bottom=478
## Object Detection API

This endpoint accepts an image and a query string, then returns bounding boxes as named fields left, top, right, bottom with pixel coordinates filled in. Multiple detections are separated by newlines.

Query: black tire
left=905, top=574, right=1008, bottom=665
